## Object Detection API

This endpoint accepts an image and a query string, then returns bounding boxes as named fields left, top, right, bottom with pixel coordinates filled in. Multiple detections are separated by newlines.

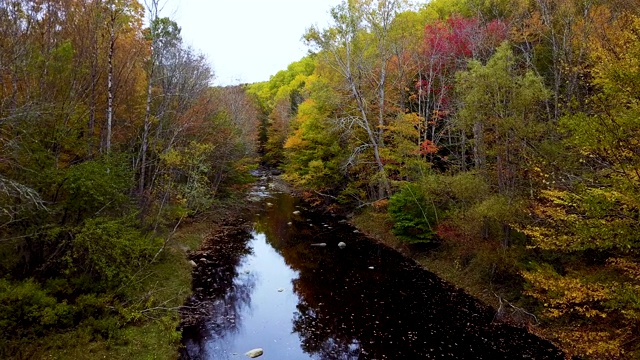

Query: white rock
left=293, top=210, right=301, bottom=215
left=277, top=288, right=285, bottom=292
left=338, top=242, right=346, bottom=249
left=189, top=260, right=197, bottom=267
left=311, top=243, right=327, bottom=247
left=368, top=266, right=375, bottom=270
left=266, top=202, right=273, bottom=207
left=245, top=348, right=264, bottom=358
left=287, top=222, right=292, bottom=226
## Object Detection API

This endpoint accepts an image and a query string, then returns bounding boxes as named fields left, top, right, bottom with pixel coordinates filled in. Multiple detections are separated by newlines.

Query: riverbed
left=179, top=176, right=564, bottom=359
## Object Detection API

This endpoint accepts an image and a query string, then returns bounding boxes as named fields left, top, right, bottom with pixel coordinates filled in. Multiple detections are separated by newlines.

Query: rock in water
left=245, top=348, right=264, bottom=358
left=338, top=242, right=346, bottom=249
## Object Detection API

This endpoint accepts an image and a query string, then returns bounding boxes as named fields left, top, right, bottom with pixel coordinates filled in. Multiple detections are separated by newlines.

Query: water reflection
left=180, top=228, right=256, bottom=359
left=181, top=184, right=564, bottom=359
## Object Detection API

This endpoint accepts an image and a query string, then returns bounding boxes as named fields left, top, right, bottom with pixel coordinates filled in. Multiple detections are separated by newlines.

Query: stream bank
left=179, top=172, right=565, bottom=359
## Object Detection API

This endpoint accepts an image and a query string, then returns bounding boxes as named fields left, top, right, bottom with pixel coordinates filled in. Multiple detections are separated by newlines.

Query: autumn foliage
left=0, top=0, right=259, bottom=356
left=255, top=0, right=640, bottom=358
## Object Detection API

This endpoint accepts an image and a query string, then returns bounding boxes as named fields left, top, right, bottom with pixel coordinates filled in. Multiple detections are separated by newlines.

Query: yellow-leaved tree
left=520, top=10, right=640, bottom=359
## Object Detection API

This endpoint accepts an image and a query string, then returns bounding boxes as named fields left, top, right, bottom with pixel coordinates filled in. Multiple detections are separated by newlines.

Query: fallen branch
left=493, top=292, right=539, bottom=326
left=313, top=190, right=339, bottom=200
left=150, top=214, right=185, bottom=264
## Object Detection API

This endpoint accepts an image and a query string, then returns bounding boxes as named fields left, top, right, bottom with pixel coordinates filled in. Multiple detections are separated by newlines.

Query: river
left=179, top=176, right=564, bottom=359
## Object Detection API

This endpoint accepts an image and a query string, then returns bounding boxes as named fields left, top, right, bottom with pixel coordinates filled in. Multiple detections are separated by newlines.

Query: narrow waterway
left=180, top=177, right=564, bottom=359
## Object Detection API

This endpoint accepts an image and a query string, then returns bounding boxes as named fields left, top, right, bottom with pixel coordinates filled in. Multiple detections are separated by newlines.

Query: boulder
left=245, top=348, right=264, bottom=358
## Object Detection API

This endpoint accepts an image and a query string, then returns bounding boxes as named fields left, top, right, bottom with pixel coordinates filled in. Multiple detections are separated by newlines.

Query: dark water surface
left=180, top=180, right=564, bottom=359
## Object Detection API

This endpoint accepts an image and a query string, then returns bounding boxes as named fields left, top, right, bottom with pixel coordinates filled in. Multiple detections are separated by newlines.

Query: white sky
left=160, top=0, right=342, bottom=86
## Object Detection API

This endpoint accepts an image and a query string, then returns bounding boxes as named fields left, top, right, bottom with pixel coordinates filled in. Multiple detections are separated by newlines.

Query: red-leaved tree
left=414, top=15, right=507, bottom=168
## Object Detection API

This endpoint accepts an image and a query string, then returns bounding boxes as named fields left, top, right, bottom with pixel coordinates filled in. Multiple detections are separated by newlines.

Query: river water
left=179, top=178, right=564, bottom=359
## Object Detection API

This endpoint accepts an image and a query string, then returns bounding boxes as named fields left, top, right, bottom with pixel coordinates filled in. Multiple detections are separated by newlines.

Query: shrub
left=63, top=155, right=133, bottom=222
left=71, top=217, right=162, bottom=292
left=0, top=279, right=73, bottom=340
left=388, top=183, right=437, bottom=243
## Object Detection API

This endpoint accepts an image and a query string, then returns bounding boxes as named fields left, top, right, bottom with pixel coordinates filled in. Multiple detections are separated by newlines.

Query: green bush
left=71, top=217, right=162, bottom=292
left=0, top=279, right=73, bottom=340
left=63, top=155, right=133, bottom=222
left=388, top=183, right=437, bottom=243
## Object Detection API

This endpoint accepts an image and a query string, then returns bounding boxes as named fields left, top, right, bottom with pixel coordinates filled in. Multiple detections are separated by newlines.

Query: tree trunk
left=106, top=9, right=115, bottom=153
left=473, top=121, right=486, bottom=170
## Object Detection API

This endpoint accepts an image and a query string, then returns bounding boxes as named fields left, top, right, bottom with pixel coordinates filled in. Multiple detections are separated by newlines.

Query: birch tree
left=305, top=0, right=405, bottom=199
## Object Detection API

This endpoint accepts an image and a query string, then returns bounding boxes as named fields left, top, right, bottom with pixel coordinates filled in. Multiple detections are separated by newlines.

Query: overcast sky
left=160, top=0, right=342, bottom=86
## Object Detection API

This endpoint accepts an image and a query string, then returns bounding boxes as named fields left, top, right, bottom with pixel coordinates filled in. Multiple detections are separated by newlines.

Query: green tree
left=456, top=42, right=549, bottom=195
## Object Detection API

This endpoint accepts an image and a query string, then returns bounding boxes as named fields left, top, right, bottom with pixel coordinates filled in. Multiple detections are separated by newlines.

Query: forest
left=0, top=0, right=638, bottom=359
left=250, top=0, right=640, bottom=358
left=0, top=0, right=259, bottom=357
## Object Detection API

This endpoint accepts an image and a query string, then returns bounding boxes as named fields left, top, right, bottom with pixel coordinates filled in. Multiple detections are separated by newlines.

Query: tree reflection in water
left=180, top=227, right=256, bottom=360
left=262, top=192, right=565, bottom=359
left=180, top=186, right=565, bottom=360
